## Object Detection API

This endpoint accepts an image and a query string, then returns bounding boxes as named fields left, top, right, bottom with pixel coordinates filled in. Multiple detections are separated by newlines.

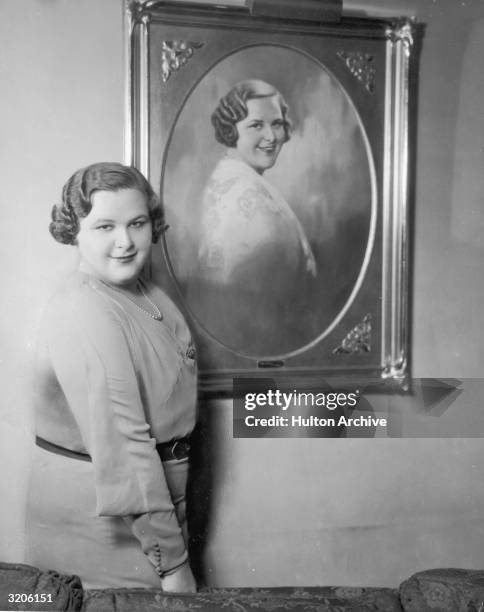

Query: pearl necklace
left=102, top=280, right=163, bottom=321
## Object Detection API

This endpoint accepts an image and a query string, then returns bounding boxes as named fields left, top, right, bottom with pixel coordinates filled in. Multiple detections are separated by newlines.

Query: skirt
left=25, top=442, right=189, bottom=589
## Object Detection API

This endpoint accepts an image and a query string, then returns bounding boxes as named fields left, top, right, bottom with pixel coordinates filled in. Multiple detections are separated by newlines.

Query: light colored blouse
left=198, top=156, right=316, bottom=282
left=191, top=156, right=318, bottom=355
left=34, top=271, right=197, bottom=573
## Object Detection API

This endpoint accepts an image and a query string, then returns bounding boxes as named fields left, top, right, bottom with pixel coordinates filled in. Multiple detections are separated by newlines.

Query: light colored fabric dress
left=198, top=156, right=316, bottom=283
left=26, top=271, right=197, bottom=589
left=189, top=156, right=317, bottom=356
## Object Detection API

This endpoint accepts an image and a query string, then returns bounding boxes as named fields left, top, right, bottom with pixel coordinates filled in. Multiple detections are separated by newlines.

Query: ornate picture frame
left=125, top=0, right=416, bottom=396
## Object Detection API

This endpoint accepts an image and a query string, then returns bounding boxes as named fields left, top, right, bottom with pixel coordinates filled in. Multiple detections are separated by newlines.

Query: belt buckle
left=171, top=439, right=190, bottom=460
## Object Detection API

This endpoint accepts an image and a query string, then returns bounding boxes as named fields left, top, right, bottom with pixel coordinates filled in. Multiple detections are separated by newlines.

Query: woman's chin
left=257, top=160, right=277, bottom=174
left=97, top=267, right=143, bottom=288
left=258, top=153, right=279, bottom=171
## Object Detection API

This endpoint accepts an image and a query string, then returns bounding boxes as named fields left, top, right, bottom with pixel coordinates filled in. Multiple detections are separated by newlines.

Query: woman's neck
left=78, top=263, right=142, bottom=295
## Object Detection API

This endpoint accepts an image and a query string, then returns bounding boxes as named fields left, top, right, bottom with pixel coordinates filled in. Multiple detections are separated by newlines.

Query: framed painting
left=125, top=0, right=416, bottom=395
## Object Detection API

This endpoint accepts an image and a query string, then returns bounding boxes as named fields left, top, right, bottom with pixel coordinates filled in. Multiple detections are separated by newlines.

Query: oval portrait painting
left=161, top=45, right=375, bottom=358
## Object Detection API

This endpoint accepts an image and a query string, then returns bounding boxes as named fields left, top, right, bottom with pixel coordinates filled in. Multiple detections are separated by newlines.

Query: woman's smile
left=111, top=253, right=137, bottom=262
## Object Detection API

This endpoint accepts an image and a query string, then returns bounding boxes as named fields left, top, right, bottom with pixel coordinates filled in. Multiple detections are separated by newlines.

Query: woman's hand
left=161, top=562, right=197, bottom=593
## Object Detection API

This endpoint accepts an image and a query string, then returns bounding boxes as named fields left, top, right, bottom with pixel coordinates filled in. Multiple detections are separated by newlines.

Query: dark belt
left=35, top=435, right=191, bottom=463
left=36, top=436, right=91, bottom=461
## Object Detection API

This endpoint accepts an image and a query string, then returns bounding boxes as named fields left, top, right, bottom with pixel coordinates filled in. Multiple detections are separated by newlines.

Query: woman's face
left=76, top=188, right=152, bottom=288
left=234, top=95, right=286, bottom=174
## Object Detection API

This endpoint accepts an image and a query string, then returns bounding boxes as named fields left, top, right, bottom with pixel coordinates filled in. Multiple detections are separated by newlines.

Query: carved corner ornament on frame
left=333, top=315, right=372, bottom=355
left=161, top=41, right=205, bottom=83
left=337, top=51, right=375, bottom=93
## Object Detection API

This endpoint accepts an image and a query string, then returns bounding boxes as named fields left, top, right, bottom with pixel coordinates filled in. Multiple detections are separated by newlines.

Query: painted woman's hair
left=211, top=79, right=292, bottom=147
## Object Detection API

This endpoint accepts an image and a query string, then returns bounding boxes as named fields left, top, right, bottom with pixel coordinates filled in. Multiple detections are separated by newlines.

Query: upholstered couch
left=1, top=562, right=484, bottom=611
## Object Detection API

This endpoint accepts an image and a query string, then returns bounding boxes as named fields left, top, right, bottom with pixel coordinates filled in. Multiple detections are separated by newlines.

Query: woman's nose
left=261, top=125, right=276, bottom=142
left=114, top=227, right=134, bottom=248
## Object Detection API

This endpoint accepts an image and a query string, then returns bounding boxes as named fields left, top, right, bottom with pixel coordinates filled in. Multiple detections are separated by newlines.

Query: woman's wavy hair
left=49, top=162, right=164, bottom=245
left=211, top=80, right=292, bottom=148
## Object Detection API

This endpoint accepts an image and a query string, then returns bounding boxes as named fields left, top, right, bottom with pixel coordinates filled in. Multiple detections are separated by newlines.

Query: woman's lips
left=111, top=253, right=136, bottom=263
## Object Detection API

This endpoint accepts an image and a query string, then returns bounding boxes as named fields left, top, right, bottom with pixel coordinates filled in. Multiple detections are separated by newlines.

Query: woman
left=200, top=79, right=316, bottom=283
left=194, top=80, right=316, bottom=355
left=26, top=163, right=197, bottom=591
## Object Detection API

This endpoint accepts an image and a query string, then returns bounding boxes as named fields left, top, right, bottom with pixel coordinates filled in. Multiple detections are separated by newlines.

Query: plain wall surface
left=0, top=0, right=483, bottom=588
left=0, top=0, right=124, bottom=562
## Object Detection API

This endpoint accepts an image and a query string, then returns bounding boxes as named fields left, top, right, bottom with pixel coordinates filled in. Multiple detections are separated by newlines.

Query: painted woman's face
left=76, top=188, right=152, bottom=288
left=234, top=96, right=286, bottom=174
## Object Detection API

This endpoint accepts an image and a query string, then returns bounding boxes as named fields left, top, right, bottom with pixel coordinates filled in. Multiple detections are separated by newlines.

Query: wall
left=0, top=0, right=124, bottom=561
left=0, top=0, right=483, bottom=589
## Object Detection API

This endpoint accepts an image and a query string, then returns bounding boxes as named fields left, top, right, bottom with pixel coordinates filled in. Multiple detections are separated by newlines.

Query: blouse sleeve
left=44, top=286, right=187, bottom=575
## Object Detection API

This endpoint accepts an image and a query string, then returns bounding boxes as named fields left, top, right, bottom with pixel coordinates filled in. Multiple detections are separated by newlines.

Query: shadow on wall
left=186, top=399, right=238, bottom=586
left=186, top=411, right=215, bottom=585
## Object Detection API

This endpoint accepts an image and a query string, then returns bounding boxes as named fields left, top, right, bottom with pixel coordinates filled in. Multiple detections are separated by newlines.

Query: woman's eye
left=96, top=225, right=113, bottom=231
left=131, top=220, right=147, bottom=228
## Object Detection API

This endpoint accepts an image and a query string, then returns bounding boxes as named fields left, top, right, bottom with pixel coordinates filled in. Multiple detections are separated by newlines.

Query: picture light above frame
left=125, top=0, right=418, bottom=397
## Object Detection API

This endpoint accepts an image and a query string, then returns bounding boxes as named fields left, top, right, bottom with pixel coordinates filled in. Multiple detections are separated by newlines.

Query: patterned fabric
left=199, top=157, right=316, bottom=282
left=190, top=156, right=319, bottom=355
left=12, top=561, right=484, bottom=612
left=0, top=562, right=83, bottom=611
left=399, top=568, right=484, bottom=611
left=82, top=586, right=402, bottom=612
